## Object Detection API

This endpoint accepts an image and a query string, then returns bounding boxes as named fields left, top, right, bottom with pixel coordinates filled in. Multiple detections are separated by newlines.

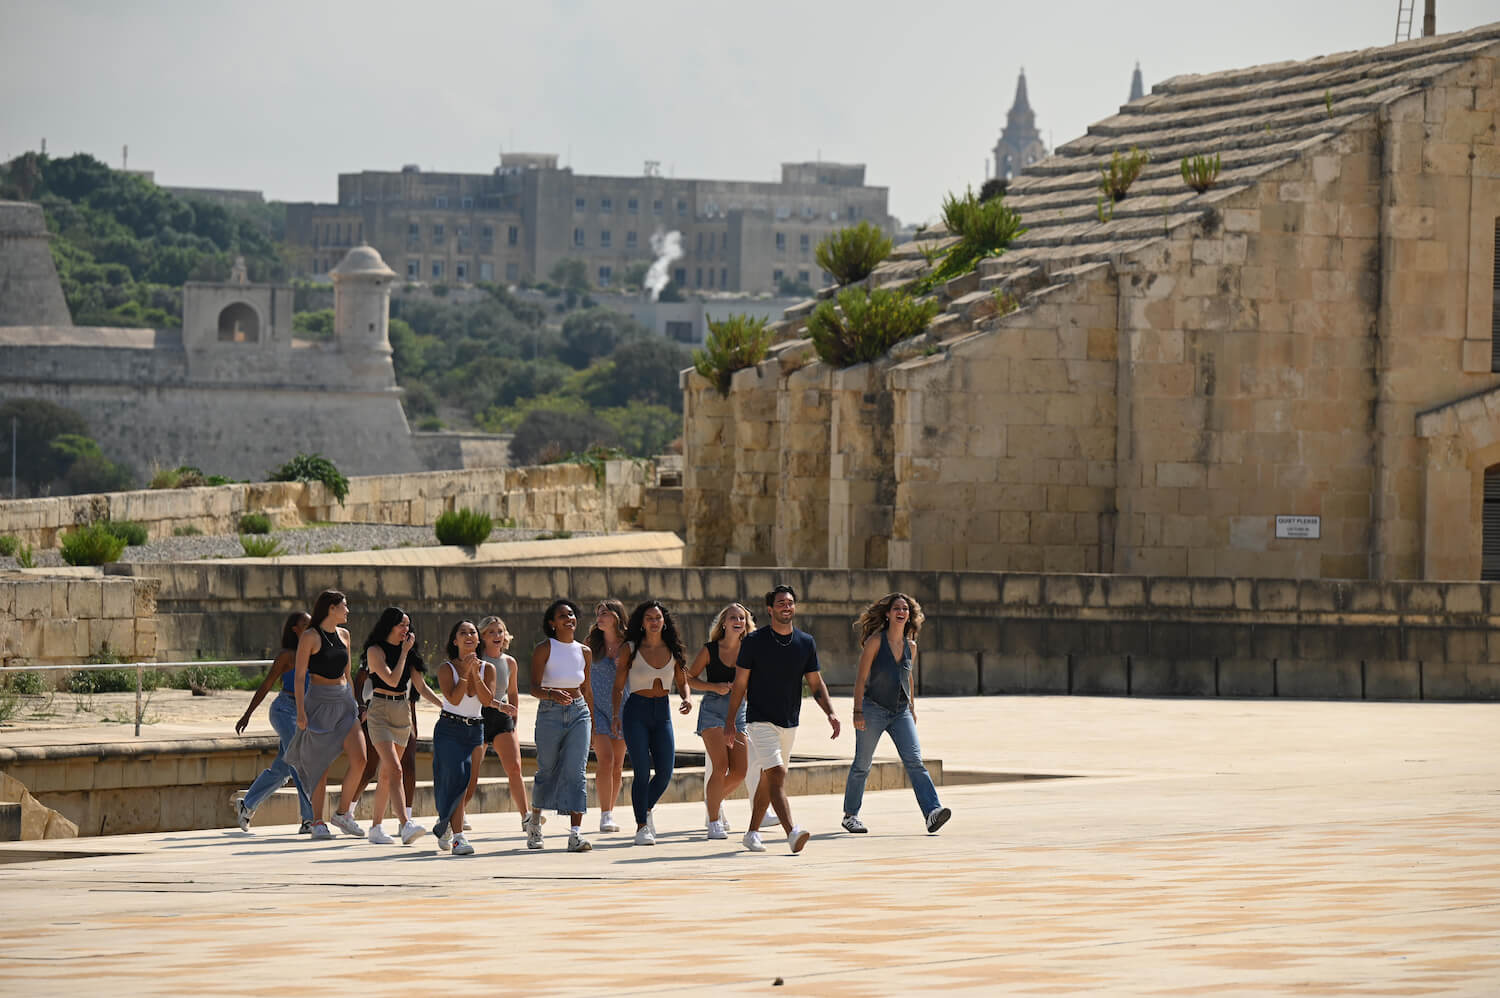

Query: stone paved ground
left=1, top=694, right=1497, bottom=996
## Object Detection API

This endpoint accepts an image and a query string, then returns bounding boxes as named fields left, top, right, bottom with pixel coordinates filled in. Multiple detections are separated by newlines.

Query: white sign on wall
left=1275, top=515, right=1321, bottom=539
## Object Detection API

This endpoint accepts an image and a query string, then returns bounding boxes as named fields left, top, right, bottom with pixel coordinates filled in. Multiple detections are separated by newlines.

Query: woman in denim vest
left=841, top=593, right=951, bottom=836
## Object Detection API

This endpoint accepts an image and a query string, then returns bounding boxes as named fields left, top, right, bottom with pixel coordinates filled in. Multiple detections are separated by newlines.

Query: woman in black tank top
left=284, top=589, right=369, bottom=840
left=685, top=603, right=752, bottom=839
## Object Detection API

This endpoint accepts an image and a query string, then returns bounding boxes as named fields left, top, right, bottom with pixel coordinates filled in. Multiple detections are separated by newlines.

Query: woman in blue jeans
left=233, top=611, right=325, bottom=832
left=431, top=619, right=492, bottom=856
left=614, top=600, right=691, bottom=846
left=526, top=599, right=595, bottom=853
left=842, top=593, right=952, bottom=835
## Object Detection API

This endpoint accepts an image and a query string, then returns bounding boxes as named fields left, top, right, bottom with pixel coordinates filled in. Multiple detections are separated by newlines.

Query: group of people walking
left=233, top=584, right=951, bottom=856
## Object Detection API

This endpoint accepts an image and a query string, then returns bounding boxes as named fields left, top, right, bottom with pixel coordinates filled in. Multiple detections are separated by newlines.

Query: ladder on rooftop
left=1394, top=0, right=1415, bottom=42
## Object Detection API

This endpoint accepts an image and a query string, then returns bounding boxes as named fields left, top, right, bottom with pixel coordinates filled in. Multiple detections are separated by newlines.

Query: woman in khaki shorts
left=361, top=606, right=444, bottom=845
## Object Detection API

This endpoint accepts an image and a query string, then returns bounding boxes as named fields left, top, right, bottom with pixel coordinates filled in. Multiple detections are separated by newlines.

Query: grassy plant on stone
left=992, top=290, right=1020, bottom=317
left=693, top=314, right=774, bottom=395
left=806, top=286, right=941, bottom=369
left=237, top=513, right=272, bottom=535
left=814, top=221, right=893, bottom=286
left=1180, top=153, right=1221, bottom=194
left=918, top=187, right=1026, bottom=291
left=434, top=508, right=494, bottom=547
left=7, top=671, right=43, bottom=696
left=100, top=519, right=148, bottom=546
left=239, top=535, right=285, bottom=558
left=268, top=452, right=350, bottom=505
left=14, top=543, right=35, bottom=568
left=173, top=525, right=203, bottom=536
left=0, top=535, right=17, bottom=557
left=1099, top=147, right=1150, bottom=202
left=60, top=523, right=127, bottom=566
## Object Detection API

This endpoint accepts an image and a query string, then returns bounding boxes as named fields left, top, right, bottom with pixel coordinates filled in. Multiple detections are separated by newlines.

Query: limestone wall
left=127, top=561, right=1500, bottom=701
left=681, top=370, right=733, bottom=565
left=0, top=202, right=72, bottom=326
left=0, top=461, right=654, bottom=549
left=0, top=574, right=159, bottom=668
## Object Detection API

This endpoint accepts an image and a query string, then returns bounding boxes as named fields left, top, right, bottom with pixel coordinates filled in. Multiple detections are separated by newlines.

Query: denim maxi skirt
left=432, top=713, right=484, bottom=833
left=533, top=698, right=591, bottom=814
left=284, top=683, right=360, bottom=806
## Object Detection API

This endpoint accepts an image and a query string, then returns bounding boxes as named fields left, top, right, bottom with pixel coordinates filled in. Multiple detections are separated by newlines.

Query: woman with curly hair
left=584, top=599, right=631, bottom=834
left=685, top=602, right=752, bottom=839
left=841, top=592, right=951, bottom=836
left=614, top=599, right=691, bottom=845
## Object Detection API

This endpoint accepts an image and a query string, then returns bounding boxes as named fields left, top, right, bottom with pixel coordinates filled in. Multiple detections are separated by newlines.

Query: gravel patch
left=0, top=524, right=603, bottom=569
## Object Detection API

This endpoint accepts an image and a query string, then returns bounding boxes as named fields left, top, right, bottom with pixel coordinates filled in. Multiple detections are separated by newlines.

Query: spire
left=1011, top=68, right=1031, bottom=114
left=1129, top=62, right=1144, bottom=102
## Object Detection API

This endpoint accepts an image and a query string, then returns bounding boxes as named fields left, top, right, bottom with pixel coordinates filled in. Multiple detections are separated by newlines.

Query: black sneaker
left=841, top=814, right=868, bottom=834
left=925, top=807, right=952, bottom=834
left=298, top=821, right=314, bottom=835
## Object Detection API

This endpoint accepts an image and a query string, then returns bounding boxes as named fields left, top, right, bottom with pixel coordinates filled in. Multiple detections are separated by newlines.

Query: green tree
left=0, top=399, right=91, bottom=495
left=610, top=336, right=692, bottom=411
left=559, top=308, right=649, bottom=368
left=509, top=407, right=618, bottom=465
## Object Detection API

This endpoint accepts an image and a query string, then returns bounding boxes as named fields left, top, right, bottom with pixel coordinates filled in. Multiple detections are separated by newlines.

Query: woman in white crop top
left=614, top=599, right=691, bottom=846
left=466, top=615, right=529, bottom=839
left=525, top=598, right=595, bottom=853
left=431, top=620, right=496, bottom=856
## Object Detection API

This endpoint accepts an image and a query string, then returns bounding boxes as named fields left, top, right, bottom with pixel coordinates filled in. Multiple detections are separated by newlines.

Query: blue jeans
left=842, top=700, right=941, bottom=818
left=532, top=698, right=591, bottom=815
left=242, top=693, right=315, bottom=822
left=432, top=714, right=484, bottom=835
left=622, top=695, right=675, bottom=826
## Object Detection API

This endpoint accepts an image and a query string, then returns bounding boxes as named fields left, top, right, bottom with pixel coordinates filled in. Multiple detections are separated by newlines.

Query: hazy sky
left=3, top=1, right=1496, bottom=225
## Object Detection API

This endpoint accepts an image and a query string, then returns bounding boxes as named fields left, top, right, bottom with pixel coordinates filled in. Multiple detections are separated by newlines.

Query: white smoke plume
left=645, top=229, right=683, bottom=301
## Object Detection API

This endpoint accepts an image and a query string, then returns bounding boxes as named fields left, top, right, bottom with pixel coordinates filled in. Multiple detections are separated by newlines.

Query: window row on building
left=403, top=259, right=522, bottom=283
left=575, top=196, right=689, bottom=216
left=406, top=222, right=521, bottom=248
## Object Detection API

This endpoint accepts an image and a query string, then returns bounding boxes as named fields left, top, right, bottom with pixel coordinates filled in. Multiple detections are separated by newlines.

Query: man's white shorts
left=747, top=721, right=797, bottom=773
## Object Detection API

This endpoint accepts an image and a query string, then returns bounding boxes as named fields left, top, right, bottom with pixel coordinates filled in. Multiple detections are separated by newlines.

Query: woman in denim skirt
left=841, top=593, right=951, bottom=836
left=524, top=599, right=595, bottom=853
left=685, top=602, right=752, bottom=840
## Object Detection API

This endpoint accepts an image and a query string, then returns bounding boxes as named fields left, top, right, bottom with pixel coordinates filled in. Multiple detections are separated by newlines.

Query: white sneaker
left=451, top=834, right=475, bottom=856
left=567, top=830, right=592, bottom=852
left=367, top=824, right=394, bottom=845
left=646, top=811, right=656, bottom=837
left=399, top=820, right=427, bottom=845
left=634, top=825, right=656, bottom=846
left=329, top=810, right=363, bottom=838
left=462, top=819, right=473, bottom=831
left=707, top=819, right=727, bottom=840
left=600, top=811, right=620, bottom=833
left=721, top=812, right=731, bottom=833
left=232, top=797, right=252, bottom=832
left=789, top=825, right=811, bottom=854
left=437, top=827, right=453, bottom=852
left=526, top=821, right=544, bottom=850
left=742, top=830, right=765, bottom=852
left=841, top=814, right=869, bottom=834
left=309, top=821, right=333, bottom=840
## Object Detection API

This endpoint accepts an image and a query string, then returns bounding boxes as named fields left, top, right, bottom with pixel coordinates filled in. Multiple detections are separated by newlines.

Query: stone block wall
left=0, top=461, right=653, bottom=549
left=130, top=560, right=1500, bottom=701
left=681, top=370, right=734, bottom=565
left=0, top=574, right=159, bottom=668
left=724, top=362, right=781, bottom=565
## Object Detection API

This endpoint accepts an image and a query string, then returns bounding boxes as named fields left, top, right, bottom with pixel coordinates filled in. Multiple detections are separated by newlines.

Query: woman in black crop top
left=284, top=589, right=369, bottom=841
left=686, top=602, right=752, bottom=840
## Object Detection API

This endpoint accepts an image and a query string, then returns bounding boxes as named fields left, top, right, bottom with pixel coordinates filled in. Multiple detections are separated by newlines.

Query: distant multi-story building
left=285, top=156, right=893, bottom=294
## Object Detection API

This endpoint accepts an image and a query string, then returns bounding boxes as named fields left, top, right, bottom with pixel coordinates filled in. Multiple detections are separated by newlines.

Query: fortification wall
left=0, top=202, right=72, bottom=327
left=0, top=462, right=656, bottom=549
left=0, top=574, right=159, bottom=668
left=120, top=562, right=1500, bottom=701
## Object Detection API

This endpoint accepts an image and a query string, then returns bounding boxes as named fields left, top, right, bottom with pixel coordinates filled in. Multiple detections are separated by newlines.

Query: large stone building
left=0, top=206, right=433, bottom=481
left=285, top=157, right=894, bottom=295
left=683, top=22, right=1500, bottom=583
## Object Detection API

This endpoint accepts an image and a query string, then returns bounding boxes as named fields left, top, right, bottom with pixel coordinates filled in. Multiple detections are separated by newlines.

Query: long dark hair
left=361, top=605, right=424, bottom=673
left=309, top=590, right=346, bottom=631
left=624, top=599, right=686, bottom=668
left=542, top=599, right=580, bottom=639
left=585, top=598, right=628, bottom=661
left=279, top=611, right=311, bottom=651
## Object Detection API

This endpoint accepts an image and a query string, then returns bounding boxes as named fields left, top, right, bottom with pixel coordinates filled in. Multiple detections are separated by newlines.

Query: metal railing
left=0, top=659, right=272, bottom=737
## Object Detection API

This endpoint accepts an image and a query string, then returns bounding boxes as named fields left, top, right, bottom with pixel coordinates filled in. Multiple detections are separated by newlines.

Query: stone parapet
left=0, top=574, right=159, bottom=668
left=0, top=461, right=652, bottom=549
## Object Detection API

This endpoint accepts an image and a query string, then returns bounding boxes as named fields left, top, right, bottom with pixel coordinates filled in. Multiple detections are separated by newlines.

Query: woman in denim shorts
left=686, top=603, right=751, bottom=840
left=584, top=599, right=630, bottom=834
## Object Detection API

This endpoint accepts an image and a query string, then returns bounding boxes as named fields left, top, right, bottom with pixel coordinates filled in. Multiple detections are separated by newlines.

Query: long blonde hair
left=478, top=615, right=510, bottom=654
left=855, top=593, right=924, bottom=645
left=708, top=602, right=754, bottom=643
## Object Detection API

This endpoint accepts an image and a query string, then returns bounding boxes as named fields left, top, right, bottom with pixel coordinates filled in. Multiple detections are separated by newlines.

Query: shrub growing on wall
left=693, top=314, right=774, bottom=394
left=237, top=513, right=272, bottom=535
left=60, top=523, right=127, bottom=566
left=919, top=187, right=1026, bottom=290
left=806, top=287, right=940, bottom=369
left=815, top=221, right=893, bottom=286
left=100, top=519, right=148, bottom=546
left=435, top=508, right=494, bottom=547
left=268, top=453, right=349, bottom=504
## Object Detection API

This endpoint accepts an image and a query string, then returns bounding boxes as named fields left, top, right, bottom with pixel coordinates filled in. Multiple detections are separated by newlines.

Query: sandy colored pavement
left=1, top=694, right=1498, bottom=996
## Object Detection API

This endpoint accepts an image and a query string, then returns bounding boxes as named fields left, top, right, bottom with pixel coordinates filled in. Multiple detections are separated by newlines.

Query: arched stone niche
left=216, top=302, right=260, bottom=343
left=1417, top=387, right=1500, bottom=579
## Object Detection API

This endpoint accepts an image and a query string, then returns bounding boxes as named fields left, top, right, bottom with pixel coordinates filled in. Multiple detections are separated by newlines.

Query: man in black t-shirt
left=724, top=584, right=840, bottom=853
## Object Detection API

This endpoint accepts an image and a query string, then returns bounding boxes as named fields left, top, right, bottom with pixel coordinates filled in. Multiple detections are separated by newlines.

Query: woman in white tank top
left=466, top=615, right=529, bottom=838
left=525, top=599, right=595, bottom=853
left=614, top=599, right=691, bottom=846
left=431, top=620, right=495, bottom=856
